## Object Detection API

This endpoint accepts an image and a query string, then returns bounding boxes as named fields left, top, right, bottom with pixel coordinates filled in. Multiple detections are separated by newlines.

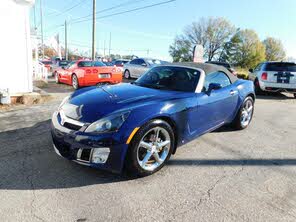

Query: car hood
left=63, top=83, right=185, bottom=123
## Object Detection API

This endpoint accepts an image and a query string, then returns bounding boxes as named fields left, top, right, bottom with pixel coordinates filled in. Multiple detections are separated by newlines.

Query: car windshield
left=78, top=61, right=93, bottom=67
left=265, top=63, right=296, bottom=72
left=146, top=59, right=167, bottom=66
left=65, top=61, right=75, bottom=69
left=59, top=61, right=68, bottom=66
left=134, top=66, right=200, bottom=92
left=42, top=61, right=52, bottom=65
left=94, top=61, right=107, bottom=67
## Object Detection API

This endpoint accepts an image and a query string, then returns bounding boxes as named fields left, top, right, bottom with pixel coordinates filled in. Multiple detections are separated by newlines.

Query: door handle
left=230, top=90, right=236, bottom=95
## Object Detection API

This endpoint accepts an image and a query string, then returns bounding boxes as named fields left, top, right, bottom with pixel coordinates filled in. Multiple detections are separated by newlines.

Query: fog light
left=91, top=148, right=110, bottom=164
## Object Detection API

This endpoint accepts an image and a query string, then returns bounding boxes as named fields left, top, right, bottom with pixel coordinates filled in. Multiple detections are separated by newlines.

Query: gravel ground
left=0, top=82, right=296, bottom=222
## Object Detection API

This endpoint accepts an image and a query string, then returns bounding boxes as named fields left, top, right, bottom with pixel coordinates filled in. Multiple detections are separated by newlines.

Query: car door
left=189, top=72, right=239, bottom=136
left=136, top=59, right=149, bottom=78
left=60, top=62, right=75, bottom=83
left=58, top=64, right=70, bottom=82
left=67, top=63, right=78, bottom=84
left=128, top=59, right=139, bottom=78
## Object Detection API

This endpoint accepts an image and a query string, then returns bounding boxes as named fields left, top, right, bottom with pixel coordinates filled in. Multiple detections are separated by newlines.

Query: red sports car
left=55, top=60, right=123, bottom=89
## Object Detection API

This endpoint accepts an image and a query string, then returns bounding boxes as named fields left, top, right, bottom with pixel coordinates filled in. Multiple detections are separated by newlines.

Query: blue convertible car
left=51, top=63, right=255, bottom=176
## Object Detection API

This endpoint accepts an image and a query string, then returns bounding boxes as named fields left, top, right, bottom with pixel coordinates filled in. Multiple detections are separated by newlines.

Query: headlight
left=58, top=96, right=70, bottom=110
left=85, top=111, right=130, bottom=133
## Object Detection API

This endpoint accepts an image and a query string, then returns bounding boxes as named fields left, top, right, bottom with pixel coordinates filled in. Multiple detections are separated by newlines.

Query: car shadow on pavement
left=168, top=159, right=296, bottom=166
left=0, top=120, right=133, bottom=190
left=256, top=92, right=295, bottom=100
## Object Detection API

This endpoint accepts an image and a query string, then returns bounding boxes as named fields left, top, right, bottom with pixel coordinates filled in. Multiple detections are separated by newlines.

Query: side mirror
left=208, top=83, right=222, bottom=93
left=249, top=68, right=254, bottom=73
left=141, top=63, right=147, bottom=67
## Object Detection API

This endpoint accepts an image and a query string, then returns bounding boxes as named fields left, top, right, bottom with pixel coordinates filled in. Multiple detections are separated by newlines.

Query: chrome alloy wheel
left=240, top=99, right=253, bottom=127
left=137, top=127, right=171, bottom=171
left=55, top=72, right=59, bottom=83
left=72, top=75, right=78, bottom=89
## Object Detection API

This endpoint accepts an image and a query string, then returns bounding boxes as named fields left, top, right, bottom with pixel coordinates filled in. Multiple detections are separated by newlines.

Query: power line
left=70, top=0, right=176, bottom=25
left=46, top=0, right=86, bottom=17
left=59, top=41, right=150, bottom=52
left=69, top=0, right=146, bottom=23
left=43, top=0, right=175, bottom=34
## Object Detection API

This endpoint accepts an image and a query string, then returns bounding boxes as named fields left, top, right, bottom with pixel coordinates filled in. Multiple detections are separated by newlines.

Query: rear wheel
left=124, top=70, right=131, bottom=79
left=231, top=96, right=254, bottom=130
left=125, top=119, right=174, bottom=177
left=72, top=74, right=79, bottom=89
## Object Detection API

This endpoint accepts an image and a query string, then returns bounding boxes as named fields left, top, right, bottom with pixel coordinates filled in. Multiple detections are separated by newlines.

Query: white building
left=0, top=0, right=35, bottom=95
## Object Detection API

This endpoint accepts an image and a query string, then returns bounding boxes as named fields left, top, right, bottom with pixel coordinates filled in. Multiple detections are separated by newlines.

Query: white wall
left=0, top=0, right=34, bottom=94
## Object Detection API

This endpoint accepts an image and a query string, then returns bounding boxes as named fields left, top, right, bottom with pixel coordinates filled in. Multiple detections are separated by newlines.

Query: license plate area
left=99, top=73, right=110, bottom=78
left=275, top=72, right=293, bottom=84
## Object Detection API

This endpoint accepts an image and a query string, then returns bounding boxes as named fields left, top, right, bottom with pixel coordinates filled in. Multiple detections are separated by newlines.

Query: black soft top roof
left=171, top=62, right=238, bottom=83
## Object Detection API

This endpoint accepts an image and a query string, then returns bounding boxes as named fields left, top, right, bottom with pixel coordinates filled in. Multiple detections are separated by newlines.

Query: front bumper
left=259, top=80, right=296, bottom=93
left=51, top=112, right=128, bottom=174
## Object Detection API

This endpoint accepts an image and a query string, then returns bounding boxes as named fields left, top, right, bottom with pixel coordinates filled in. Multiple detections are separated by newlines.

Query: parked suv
left=123, top=58, right=169, bottom=79
left=249, top=62, right=296, bottom=97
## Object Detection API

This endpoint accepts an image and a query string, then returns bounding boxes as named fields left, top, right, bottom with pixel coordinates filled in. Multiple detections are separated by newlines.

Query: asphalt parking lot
left=0, top=82, right=296, bottom=222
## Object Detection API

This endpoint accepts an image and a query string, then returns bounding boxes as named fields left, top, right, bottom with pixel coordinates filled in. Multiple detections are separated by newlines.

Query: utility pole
left=109, top=32, right=111, bottom=57
left=147, top=49, right=150, bottom=56
left=33, top=5, right=37, bottom=30
left=65, top=20, right=68, bottom=60
left=91, top=0, right=96, bottom=60
left=40, top=0, right=44, bottom=59
left=103, top=39, right=106, bottom=57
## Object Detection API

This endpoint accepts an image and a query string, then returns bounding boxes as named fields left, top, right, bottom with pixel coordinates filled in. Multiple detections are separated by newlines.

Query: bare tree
left=169, top=17, right=235, bottom=62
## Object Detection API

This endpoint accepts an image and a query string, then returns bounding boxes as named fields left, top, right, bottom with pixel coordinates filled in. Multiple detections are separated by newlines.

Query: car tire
left=124, top=70, right=131, bottom=79
left=55, top=72, right=60, bottom=84
left=254, top=79, right=263, bottom=95
left=231, top=96, right=254, bottom=130
left=125, top=119, right=175, bottom=177
left=294, top=93, right=296, bottom=98
left=72, top=74, right=79, bottom=89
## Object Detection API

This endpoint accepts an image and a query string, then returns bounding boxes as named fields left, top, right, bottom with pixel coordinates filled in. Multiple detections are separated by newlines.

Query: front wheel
left=125, top=120, right=175, bottom=177
left=231, top=96, right=254, bottom=130
left=55, top=72, right=60, bottom=84
left=72, top=74, right=79, bottom=89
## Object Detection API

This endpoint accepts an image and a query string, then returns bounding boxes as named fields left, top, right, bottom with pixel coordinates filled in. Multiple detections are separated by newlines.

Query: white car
left=249, top=62, right=296, bottom=98
left=123, top=58, right=169, bottom=79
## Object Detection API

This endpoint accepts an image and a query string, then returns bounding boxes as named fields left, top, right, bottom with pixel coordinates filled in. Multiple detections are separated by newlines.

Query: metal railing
left=32, top=61, right=48, bottom=82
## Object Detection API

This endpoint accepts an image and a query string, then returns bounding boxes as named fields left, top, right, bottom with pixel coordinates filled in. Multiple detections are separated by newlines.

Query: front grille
left=77, top=148, right=92, bottom=162
left=52, top=137, right=71, bottom=158
left=58, top=113, right=83, bottom=131
left=63, top=122, right=82, bottom=131
left=81, top=149, right=91, bottom=162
